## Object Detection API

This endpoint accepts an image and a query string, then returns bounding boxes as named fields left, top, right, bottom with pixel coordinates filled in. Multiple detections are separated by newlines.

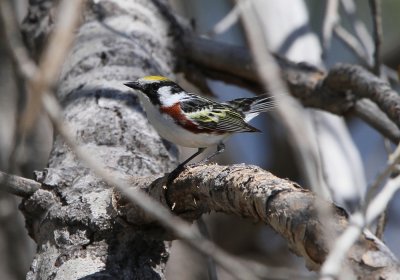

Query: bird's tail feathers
left=227, top=95, right=276, bottom=121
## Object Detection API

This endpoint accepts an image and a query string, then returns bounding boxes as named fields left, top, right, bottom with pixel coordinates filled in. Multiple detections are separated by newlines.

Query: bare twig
left=375, top=209, right=387, bottom=238
left=340, top=0, right=374, bottom=65
left=333, top=25, right=399, bottom=84
left=322, top=0, right=340, bottom=59
left=333, top=25, right=369, bottom=63
left=382, top=65, right=399, bottom=83
left=353, top=99, right=400, bottom=141
left=320, top=174, right=400, bottom=279
left=320, top=142, right=400, bottom=278
left=366, top=177, right=400, bottom=225
left=369, top=0, right=383, bottom=76
left=19, top=0, right=84, bottom=132
left=0, top=0, right=37, bottom=174
left=319, top=212, right=363, bottom=279
left=340, top=0, right=396, bottom=84
left=206, top=0, right=250, bottom=37
left=365, top=142, right=400, bottom=206
left=0, top=0, right=37, bottom=79
left=235, top=0, right=330, bottom=197
left=0, top=171, right=40, bottom=197
left=197, top=218, right=218, bottom=280
left=374, top=138, right=395, bottom=240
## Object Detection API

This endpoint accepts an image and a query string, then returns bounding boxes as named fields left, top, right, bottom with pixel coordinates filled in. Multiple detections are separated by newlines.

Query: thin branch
left=206, top=1, right=243, bottom=37
left=369, top=0, right=383, bottom=76
left=320, top=174, right=400, bottom=279
left=365, top=141, right=400, bottom=206
left=322, top=0, right=340, bottom=59
left=197, top=218, right=218, bottom=280
left=319, top=212, right=364, bottom=280
left=374, top=138, right=394, bottom=239
left=353, top=99, right=400, bottom=141
left=235, top=0, right=331, bottom=197
left=375, top=209, right=387, bottom=238
left=340, top=0, right=397, bottom=84
left=340, top=0, right=374, bottom=65
left=0, top=171, right=40, bottom=197
left=333, top=25, right=369, bottom=63
left=19, top=0, right=84, bottom=132
left=0, top=0, right=37, bottom=79
left=382, top=65, right=399, bottom=83
left=333, top=25, right=399, bottom=84
left=320, top=141, right=400, bottom=278
left=366, top=178, right=400, bottom=224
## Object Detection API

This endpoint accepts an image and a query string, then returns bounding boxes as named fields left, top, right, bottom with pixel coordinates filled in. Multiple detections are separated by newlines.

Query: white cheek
left=158, top=86, right=187, bottom=106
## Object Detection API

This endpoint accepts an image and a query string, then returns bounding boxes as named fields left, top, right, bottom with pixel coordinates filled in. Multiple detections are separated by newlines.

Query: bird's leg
left=201, top=142, right=225, bottom=164
left=167, top=147, right=206, bottom=185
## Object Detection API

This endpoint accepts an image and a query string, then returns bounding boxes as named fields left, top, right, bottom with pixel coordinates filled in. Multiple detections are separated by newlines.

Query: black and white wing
left=180, top=94, right=260, bottom=133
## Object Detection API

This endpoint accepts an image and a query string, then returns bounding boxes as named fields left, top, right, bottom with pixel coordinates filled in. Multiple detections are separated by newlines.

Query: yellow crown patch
left=142, top=76, right=170, bottom=81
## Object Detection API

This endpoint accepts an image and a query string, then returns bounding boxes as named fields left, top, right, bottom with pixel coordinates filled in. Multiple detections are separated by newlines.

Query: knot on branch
left=325, top=63, right=400, bottom=128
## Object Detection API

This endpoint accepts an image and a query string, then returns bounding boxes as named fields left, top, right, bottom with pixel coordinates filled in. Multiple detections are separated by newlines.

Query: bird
left=124, top=75, right=275, bottom=182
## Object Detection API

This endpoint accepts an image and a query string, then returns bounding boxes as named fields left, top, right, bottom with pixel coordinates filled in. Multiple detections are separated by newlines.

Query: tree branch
left=19, top=0, right=84, bottom=132
left=183, top=36, right=400, bottom=142
left=340, top=0, right=374, bottom=65
left=324, top=64, right=400, bottom=127
left=333, top=24, right=369, bottom=63
left=0, top=171, right=40, bottom=197
left=369, top=0, right=383, bottom=76
left=322, top=0, right=339, bottom=59
left=4, top=153, right=399, bottom=279
left=321, top=174, right=400, bottom=279
left=115, top=164, right=400, bottom=279
left=353, top=99, right=400, bottom=140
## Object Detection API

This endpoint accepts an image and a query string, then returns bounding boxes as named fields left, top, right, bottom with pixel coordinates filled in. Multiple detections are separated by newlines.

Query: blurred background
left=1, top=0, right=399, bottom=279
left=167, top=0, right=400, bottom=279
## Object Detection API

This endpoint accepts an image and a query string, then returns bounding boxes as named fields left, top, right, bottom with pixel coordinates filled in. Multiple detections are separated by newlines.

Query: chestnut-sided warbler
left=124, top=76, right=275, bottom=180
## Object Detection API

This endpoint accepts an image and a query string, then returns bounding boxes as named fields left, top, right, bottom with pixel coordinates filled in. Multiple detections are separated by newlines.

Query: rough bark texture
left=20, top=0, right=179, bottom=278
left=114, top=164, right=400, bottom=279
left=16, top=0, right=400, bottom=279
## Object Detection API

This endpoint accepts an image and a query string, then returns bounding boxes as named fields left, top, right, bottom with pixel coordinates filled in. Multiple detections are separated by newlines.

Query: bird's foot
left=199, top=142, right=225, bottom=164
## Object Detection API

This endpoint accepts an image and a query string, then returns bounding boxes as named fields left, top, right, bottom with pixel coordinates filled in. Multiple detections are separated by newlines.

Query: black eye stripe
left=150, top=81, right=183, bottom=94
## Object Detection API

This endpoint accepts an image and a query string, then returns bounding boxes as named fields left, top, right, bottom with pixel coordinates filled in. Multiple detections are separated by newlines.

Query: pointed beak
left=124, top=81, right=141, bottom=90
